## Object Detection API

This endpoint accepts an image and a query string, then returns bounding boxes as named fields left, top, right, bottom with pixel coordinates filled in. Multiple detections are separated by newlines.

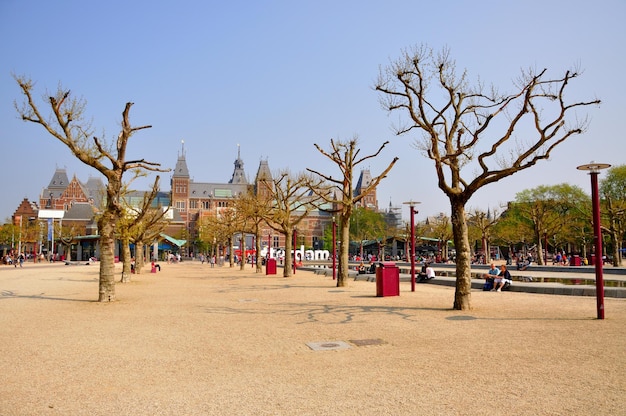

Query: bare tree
left=14, top=76, right=168, bottom=301
left=265, top=170, right=325, bottom=277
left=233, top=191, right=271, bottom=273
left=422, top=212, right=454, bottom=261
left=120, top=176, right=169, bottom=279
left=58, top=223, right=80, bottom=262
left=467, top=208, right=499, bottom=264
left=376, top=45, right=600, bottom=309
left=307, top=138, right=398, bottom=287
left=132, top=208, right=169, bottom=274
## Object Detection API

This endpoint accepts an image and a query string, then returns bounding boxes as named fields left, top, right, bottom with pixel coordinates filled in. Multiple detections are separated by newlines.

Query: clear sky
left=1, top=0, right=624, bottom=222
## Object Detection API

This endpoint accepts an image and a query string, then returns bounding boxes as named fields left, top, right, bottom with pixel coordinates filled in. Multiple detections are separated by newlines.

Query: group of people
left=198, top=254, right=217, bottom=267
left=3, top=253, right=25, bottom=267
left=483, top=263, right=512, bottom=291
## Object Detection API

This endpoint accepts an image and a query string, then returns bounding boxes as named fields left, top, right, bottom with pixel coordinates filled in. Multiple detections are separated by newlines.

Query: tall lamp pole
left=577, top=161, right=611, bottom=320
left=332, top=217, right=337, bottom=280
left=293, top=228, right=297, bottom=275
left=403, top=201, right=421, bottom=292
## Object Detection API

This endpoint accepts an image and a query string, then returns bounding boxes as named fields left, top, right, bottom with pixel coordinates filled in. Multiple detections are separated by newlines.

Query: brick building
left=168, top=143, right=334, bottom=254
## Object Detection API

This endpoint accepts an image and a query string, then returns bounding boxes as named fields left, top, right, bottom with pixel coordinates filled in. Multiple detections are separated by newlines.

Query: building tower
left=254, top=158, right=273, bottom=201
left=229, top=144, right=248, bottom=185
left=171, top=140, right=191, bottom=224
left=354, top=169, right=378, bottom=210
left=41, top=168, right=70, bottom=209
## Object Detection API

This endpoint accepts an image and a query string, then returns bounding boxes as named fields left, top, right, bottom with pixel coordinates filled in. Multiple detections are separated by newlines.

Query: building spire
left=229, top=144, right=248, bottom=184
left=173, top=141, right=190, bottom=178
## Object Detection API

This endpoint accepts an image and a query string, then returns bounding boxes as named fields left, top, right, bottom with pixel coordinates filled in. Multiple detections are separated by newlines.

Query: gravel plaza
left=1, top=260, right=625, bottom=415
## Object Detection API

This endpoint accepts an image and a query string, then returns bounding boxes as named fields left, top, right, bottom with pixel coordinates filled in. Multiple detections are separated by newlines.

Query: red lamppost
left=251, top=236, right=255, bottom=268
left=332, top=217, right=337, bottom=280
left=293, top=228, right=297, bottom=274
left=577, top=161, right=611, bottom=320
left=403, top=201, right=421, bottom=292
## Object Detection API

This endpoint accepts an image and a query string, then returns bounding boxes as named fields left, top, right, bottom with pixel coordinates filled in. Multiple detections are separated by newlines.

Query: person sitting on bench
left=425, top=263, right=436, bottom=279
left=494, top=264, right=513, bottom=292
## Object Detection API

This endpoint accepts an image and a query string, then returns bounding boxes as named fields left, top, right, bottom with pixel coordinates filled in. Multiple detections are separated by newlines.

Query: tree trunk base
left=98, top=292, right=116, bottom=302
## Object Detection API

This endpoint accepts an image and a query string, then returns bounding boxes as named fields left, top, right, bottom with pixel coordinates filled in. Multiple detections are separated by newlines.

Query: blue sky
left=1, top=0, right=624, bottom=222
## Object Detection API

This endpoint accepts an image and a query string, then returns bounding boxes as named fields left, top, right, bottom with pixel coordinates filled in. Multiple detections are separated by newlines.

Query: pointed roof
left=42, top=168, right=70, bottom=200
left=61, top=175, right=90, bottom=201
left=13, top=198, right=39, bottom=224
left=255, top=158, right=272, bottom=182
left=47, top=168, right=69, bottom=190
left=228, top=144, right=248, bottom=184
left=83, top=176, right=105, bottom=209
left=172, top=140, right=190, bottom=178
left=354, top=169, right=373, bottom=197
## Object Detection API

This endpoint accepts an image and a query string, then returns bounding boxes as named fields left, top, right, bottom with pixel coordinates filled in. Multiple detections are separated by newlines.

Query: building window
left=202, top=201, right=211, bottom=209
left=176, top=201, right=186, bottom=212
left=189, top=200, right=197, bottom=209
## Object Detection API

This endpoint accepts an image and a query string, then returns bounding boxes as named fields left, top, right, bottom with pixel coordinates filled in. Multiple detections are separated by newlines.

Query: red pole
left=293, top=229, right=297, bottom=274
left=332, top=219, right=336, bottom=280
left=590, top=171, right=605, bottom=319
left=410, top=205, right=416, bottom=292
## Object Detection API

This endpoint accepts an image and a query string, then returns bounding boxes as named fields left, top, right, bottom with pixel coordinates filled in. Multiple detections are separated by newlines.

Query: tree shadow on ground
left=0, top=289, right=95, bottom=302
left=200, top=301, right=452, bottom=324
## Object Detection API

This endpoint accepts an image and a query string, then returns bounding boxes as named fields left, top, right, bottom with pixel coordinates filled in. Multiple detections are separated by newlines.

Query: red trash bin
left=376, top=262, right=400, bottom=297
left=266, top=258, right=277, bottom=275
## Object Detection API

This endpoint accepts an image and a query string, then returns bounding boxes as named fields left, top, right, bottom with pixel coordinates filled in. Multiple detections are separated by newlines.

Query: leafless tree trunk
left=14, top=76, right=168, bottom=301
left=308, top=138, right=397, bottom=287
left=233, top=192, right=270, bottom=273
left=121, top=176, right=168, bottom=280
left=120, top=235, right=133, bottom=283
left=451, top=199, right=471, bottom=310
left=468, top=209, right=499, bottom=264
left=265, top=170, right=325, bottom=278
left=376, top=45, right=600, bottom=309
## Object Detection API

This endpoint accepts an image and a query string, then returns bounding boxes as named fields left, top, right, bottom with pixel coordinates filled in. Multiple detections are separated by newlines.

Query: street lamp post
left=403, top=201, right=421, bottom=292
left=293, top=228, right=297, bottom=274
left=252, top=236, right=255, bottom=269
left=577, top=161, right=611, bottom=320
left=332, top=217, right=337, bottom=280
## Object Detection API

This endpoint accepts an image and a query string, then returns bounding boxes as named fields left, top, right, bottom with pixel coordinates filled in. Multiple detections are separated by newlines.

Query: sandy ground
left=0, top=260, right=624, bottom=416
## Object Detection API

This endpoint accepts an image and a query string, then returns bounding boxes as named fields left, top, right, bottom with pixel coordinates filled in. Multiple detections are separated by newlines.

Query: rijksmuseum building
left=169, top=143, right=387, bottom=255
left=10, top=143, right=401, bottom=259
left=169, top=143, right=329, bottom=254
